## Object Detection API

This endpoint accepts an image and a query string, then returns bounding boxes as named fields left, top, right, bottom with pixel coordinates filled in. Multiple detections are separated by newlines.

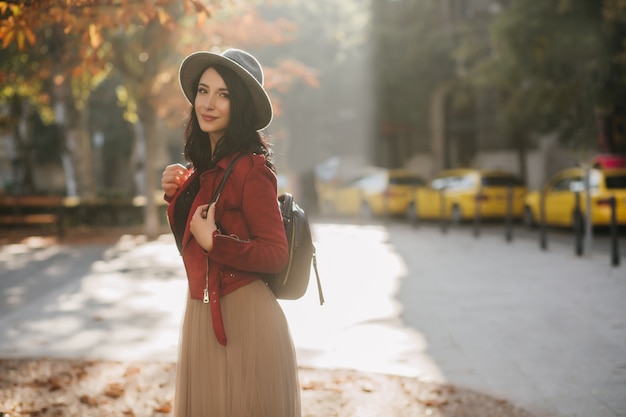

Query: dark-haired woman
left=161, top=48, right=301, bottom=417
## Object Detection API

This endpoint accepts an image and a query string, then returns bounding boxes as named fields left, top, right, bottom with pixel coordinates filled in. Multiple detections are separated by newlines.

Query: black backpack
left=210, top=155, right=324, bottom=305
left=263, top=193, right=324, bottom=304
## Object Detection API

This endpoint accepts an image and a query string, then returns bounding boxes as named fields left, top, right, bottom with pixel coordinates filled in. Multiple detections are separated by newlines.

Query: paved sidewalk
left=384, top=222, right=626, bottom=417
left=0, top=222, right=625, bottom=417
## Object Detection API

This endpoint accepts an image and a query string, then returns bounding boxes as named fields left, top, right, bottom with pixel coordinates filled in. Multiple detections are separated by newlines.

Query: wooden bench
left=0, top=195, right=65, bottom=239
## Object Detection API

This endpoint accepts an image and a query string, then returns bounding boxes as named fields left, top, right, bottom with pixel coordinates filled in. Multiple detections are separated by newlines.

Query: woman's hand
left=190, top=203, right=218, bottom=251
left=161, top=163, right=190, bottom=198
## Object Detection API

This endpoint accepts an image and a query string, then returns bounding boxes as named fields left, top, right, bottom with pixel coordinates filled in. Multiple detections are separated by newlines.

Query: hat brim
left=179, top=51, right=273, bottom=131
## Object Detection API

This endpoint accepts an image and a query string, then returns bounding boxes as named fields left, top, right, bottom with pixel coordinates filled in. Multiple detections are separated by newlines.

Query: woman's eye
left=197, top=87, right=207, bottom=94
left=219, top=92, right=230, bottom=98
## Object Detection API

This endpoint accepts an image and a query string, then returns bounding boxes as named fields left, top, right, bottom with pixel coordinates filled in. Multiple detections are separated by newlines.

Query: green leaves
left=471, top=0, right=624, bottom=149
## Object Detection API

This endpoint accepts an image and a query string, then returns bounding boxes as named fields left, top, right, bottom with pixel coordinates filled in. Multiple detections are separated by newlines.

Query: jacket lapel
left=181, top=155, right=238, bottom=250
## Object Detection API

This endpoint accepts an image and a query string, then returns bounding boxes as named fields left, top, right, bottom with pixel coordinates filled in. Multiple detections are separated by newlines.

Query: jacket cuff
left=204, top=229, right=222, bottom=256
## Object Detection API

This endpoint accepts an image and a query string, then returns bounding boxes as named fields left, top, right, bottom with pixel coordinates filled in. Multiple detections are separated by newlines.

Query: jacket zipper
left=203, top=260, right=210, bottom=303
left=202, top=235, right=251, bottom=304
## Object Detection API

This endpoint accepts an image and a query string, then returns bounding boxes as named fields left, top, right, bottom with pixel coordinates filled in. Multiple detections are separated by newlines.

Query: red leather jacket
left=165, top=152, right=289, bottom=345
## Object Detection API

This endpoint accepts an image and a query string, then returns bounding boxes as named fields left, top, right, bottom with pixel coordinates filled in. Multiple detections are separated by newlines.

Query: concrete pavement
left=0, top=221, right=625, bottom=417
left=386, top=222, right=626, bottom=417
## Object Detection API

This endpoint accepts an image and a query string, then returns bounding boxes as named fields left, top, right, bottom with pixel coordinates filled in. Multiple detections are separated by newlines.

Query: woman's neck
left=209, top=133, right=223, bottom=156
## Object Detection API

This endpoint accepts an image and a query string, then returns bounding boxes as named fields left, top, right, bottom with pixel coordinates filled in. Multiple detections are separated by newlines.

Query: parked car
left=317, top=168, right=425, bottom=218
left=363, top=169, right=425, bottom=217
left=410, top=169, right=527, bottom=223
left=523, top=167, right=626, bottom=228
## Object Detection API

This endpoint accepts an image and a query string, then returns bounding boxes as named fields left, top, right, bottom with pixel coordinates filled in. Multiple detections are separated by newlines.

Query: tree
left=1, top=0, right=313, bottom=238
left=0, top=8, right=91, bottom=196
left=464, top=0, right=626, bottom=175
left=371, top=0, right=457, bottom=168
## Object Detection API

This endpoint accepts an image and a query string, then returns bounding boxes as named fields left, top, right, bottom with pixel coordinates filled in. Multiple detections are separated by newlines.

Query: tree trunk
left=515, top=133, right=528, bottom=185
left=8, top=95, right=36, bottom=195
left=52, top=72, right=96, bottom=199
left=430, top=83, right=450, bottom=174
left=138, top=98, right=160, bottom=240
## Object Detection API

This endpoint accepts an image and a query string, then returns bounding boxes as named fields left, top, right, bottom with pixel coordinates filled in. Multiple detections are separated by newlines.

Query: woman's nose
left=200, top=94, right=215, bottom=109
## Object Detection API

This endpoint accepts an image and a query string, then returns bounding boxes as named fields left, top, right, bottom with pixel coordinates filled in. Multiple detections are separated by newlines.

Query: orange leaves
left=195, top=7, right=212, bottom=28
left=0, top=0, right=192, bottom=53
left=0, top=359, right=177, bottom=416
left=203, top=8, right=296, bottom=48
left=89, top=23, right=103, bottom=49
left=180, top=0, right=213, bottom=27
left=265, top=59, right=320, bottom=94
left=154, top=400, right=173, bottom=413
left=104, top=382, right=126, bottom=399
left=135, top=4, right=178, bottom=31
left=0, top=2, right=37, bottom=50
left=79, top=394, right=101, bottom=406
left=0, top=1, right=20, bottom=16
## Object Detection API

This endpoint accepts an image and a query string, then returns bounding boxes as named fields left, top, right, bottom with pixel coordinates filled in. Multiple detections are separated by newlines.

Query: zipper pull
left=203, top=288, right=209, bottom=304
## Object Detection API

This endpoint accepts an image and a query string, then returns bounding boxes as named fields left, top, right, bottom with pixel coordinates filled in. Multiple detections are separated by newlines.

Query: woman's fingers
left=189, top=203, right=217, bottom=251
left=205, top=202, right=216, bottom=221
left=195, top=204, right=210, bottom=219
left=162, top=164, right=190, bottom=196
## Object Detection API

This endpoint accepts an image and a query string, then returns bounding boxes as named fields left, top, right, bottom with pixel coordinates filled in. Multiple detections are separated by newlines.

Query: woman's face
left=194, top=67, right=231, bottom=142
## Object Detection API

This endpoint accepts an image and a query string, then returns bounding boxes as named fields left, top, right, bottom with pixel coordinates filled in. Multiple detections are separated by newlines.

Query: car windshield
left=605, top=175, right=626, bottom=189
left=446, top=175, right=475, bottom=190
left=389, top=176, right=424, bottom=186
left=566, top=172, right=601, bottom=192
left=481, top=175, right=523, bottom=187
left=353, top=172, right=388, bottom=192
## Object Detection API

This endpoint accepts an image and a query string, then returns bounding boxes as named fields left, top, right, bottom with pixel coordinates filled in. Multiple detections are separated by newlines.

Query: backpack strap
left=312, top=250, right=324, bottom=305
left=209, top=153, right=246, bottom=205
left=209, top=153, right=246, bottom=235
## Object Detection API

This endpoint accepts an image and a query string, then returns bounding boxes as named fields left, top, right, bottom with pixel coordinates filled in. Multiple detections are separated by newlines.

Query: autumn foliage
left=0, top=0, right=212, bottom=50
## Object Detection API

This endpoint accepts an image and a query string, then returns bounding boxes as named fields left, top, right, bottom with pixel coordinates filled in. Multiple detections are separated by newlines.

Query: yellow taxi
left=523, top=167, right=626, bottom=228
left=317, top=168, right=424, bottom=218
left=411, top=169, right=527, bottom=223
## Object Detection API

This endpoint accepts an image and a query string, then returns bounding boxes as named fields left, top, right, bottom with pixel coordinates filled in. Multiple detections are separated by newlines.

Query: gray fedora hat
left=179, top=48, right=273, bottom=131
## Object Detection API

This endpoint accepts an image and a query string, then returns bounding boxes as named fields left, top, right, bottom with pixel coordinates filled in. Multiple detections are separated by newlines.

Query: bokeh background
left=1, top=0, right=625, bottom=237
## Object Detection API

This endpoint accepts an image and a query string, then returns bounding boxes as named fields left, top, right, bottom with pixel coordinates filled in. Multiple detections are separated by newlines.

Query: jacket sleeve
left=208, top=164, right=289, bottom=274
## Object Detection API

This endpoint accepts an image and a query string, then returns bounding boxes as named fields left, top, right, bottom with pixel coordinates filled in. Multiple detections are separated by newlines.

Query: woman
left=161, top=48, right=301, bottom=417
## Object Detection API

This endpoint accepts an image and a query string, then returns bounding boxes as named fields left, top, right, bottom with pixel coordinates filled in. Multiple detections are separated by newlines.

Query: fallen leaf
left=124, top=367, right=141, bottom=377
left=360, top=383, right=375, bottom=393
left=48, top=376, right=64, bottom=391
left=301, top=380, right=323, bottom=390
left=424, top=398, right=449, bottom=407
left=154, top=400, right=172, bottom=413
left=104, top=382, right=125, bottom=398
left=79, top=395, right=99, bottom=406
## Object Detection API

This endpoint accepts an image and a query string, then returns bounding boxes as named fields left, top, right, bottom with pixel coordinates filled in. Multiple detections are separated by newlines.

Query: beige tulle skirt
left=174, top=279, right=301, bottom=417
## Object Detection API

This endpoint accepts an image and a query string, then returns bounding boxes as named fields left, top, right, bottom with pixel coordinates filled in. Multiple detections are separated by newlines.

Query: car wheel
left=523, top=206, right=535, bottom=228
left=406, top=201, right=416, bottom=222
left=320, top=200, right=333, bottom=216
left=451, top=205, right=462, bottom=225
left=360, top=201, right=373, bottom=220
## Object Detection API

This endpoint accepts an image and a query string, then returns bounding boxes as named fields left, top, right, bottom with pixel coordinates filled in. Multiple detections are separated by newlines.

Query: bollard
left=609, top=196, right=620, bottom=267
left=408, top=199, right=419, bottom=228
left=574, top=191, right=583, bottom=257
left=439, top=189, right=448, bottom=234
left=414, top=197, right=420, bottom=228
left=505, top=185, right=513, bottom=242
left=473, top=190, right=482, bottom=238
left=540, top=189, right=548, bottom=250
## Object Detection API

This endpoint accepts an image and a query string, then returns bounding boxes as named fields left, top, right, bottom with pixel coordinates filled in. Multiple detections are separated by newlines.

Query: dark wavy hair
left=183, top=64, right=275, bottom=173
